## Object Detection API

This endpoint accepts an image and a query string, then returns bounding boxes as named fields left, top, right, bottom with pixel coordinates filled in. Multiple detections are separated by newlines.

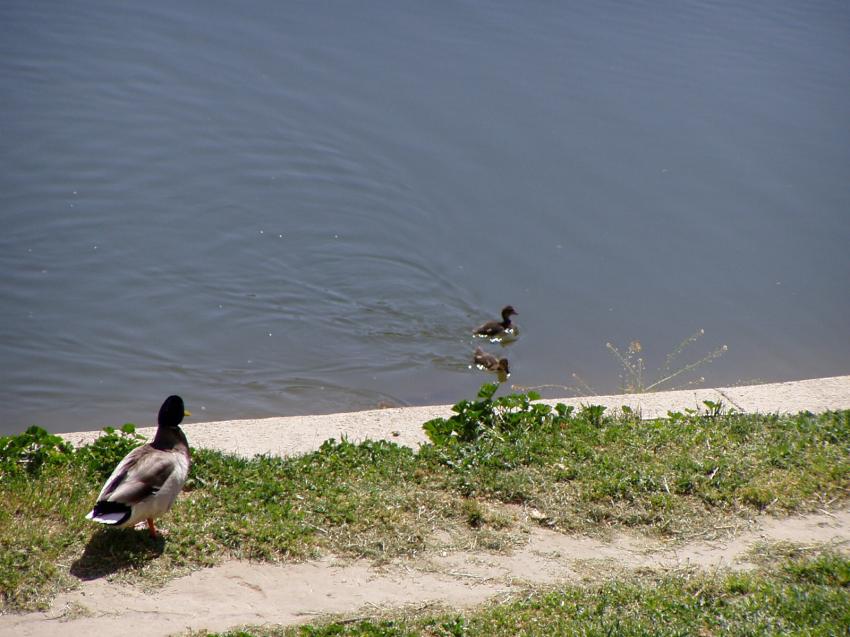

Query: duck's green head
left=158, top=395, right=190, bottom=427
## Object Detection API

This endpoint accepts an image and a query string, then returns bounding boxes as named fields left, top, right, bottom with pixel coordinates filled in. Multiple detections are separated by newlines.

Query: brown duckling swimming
left=473, top=305, right=518, bottom=338
left=473, top=347, right=510, bottom=375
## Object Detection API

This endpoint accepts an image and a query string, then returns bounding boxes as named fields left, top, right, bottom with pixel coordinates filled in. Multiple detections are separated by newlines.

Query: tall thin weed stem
left=515, top=330, right=727, bottom=396
left=609, top=330, right=727, bottom=393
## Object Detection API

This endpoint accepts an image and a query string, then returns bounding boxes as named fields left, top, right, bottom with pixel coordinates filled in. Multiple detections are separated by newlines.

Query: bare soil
left=3, top=508, right=848, bottom=637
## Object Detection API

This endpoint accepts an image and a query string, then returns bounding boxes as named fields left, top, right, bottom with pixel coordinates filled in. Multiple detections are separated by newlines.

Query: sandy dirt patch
left=3, top=508, right=848, bottom=637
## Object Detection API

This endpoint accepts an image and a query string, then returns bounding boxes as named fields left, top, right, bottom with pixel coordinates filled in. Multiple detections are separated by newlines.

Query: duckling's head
left=158, top=395, right=190, bottom=428
left=498, top=358, right=510, bottom=374
left=501, top=305, right=518, bottom=319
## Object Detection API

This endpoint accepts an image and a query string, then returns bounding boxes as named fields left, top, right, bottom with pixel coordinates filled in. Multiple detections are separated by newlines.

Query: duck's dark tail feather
left=86, top=501, right=132, bottom=525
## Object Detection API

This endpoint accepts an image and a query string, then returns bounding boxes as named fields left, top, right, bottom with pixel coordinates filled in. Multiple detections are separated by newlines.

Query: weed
left=461, top=499, right=484, bottom=528
left=0, top=426, right=73, bottom=477
left=422, top=382, right=564, bottom=447
left=606, top=329, right=728, bottom=393
left=74, top=424, right=146, bottom=480
left=515, top=329, right=728, bottom=396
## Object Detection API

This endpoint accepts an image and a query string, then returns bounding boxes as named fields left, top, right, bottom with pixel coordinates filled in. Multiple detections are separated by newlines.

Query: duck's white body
left=87, top=444, right=190, bottom=528
left=86, top=395, right=191, bottom=536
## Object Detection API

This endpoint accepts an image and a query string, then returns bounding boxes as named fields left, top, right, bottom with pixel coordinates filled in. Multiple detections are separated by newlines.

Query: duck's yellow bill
left=184, top=410, right=192, bottom=417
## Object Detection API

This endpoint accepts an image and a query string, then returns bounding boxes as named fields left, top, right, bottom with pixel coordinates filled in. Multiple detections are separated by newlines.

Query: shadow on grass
left=70, top=528, right=165, bottom=580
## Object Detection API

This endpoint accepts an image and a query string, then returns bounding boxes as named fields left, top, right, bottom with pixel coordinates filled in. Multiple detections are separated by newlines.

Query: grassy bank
left=2, top=385, right=849, bottom=612
left=206, top=546, right=850, bottom=636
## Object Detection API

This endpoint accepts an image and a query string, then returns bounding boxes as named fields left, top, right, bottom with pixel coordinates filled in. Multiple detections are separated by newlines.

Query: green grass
left=1, top=386, right=849, bottom=612
left=203, top=549, right=850, bottom=636
left=419, top=386, right=850, bottom=536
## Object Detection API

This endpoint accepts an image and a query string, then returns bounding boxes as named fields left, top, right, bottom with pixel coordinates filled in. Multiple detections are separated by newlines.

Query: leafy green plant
left=577, top=404, right=607, bottom=428
left=422, top=383, right=572, bottom=446
left=0, top=426, right=73, bottom=477
left=0, top=423, right=144, bottom=482
left=702, top=399, right=726, bottom=419
left=75, top=424, right=145, bottom=480
left=423, top=382, right=501, bottom=445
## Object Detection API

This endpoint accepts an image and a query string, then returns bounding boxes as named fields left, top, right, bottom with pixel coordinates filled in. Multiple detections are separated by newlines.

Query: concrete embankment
left=60, top=375, right=850, bottom=458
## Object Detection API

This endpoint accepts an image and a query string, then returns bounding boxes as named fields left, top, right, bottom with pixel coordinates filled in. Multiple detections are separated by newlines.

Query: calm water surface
left=2, top=0, right=849, bottom=434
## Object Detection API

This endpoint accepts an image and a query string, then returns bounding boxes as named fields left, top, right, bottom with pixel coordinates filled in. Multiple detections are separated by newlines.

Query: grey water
left=2, top=0, right=849, bottom=435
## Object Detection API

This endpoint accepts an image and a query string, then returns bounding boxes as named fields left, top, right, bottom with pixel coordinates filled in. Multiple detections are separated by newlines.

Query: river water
left=2, top=0, right=848, bottom=434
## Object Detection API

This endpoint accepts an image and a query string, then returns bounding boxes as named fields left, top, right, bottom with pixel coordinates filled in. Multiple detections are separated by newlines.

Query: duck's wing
left=97, top=445, right=178, bottom=506
left=473, top=350, right=498, bottom=369
left=474, top=320, right=500, bottom=335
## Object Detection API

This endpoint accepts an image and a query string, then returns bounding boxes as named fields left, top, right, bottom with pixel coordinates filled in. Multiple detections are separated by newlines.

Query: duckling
left=86, top=395, right=191, bottom=538
left=473, top=305, right=518, bottom=338
left=474, top=347, right=510, bottom=375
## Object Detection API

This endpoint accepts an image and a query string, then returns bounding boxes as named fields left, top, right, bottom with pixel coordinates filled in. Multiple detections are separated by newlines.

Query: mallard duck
left=86, top=395, right=191, bottom=538
left=473, top=305, right=518, bottom=338
left=474, top=347, right=510, bottom=375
